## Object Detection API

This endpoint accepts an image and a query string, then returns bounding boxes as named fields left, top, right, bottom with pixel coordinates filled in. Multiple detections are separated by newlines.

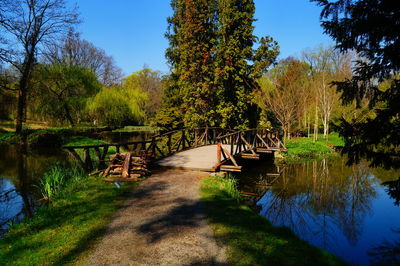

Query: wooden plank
left=220, top=165, right=242, bottom=172
left=121, top=152, right=132, bottom=178
left=240, top=153, right=260, bottom=160
left=256, top=148, right=273, bottom=153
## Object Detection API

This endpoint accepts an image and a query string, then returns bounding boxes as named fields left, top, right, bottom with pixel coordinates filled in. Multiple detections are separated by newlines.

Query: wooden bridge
left=63, top=127, right=286, bottom=179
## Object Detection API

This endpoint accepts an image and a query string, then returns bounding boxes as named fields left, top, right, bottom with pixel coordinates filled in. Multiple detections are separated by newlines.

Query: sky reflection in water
left=238, top=157, right=400, bottom=265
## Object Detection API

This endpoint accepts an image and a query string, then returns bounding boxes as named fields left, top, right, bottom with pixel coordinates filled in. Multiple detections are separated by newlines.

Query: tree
left=31, top=64, right=100, bottom=126
left=302, top=45, right=351, bottom=140
left=215, top=0, right=279, bottom=129
left=313, top=0, right=400, bottom=167
left=124, top=68, right=163, bottom=120
left=45, top=31, right=123, bottom=87
left=254, top=58, right=309, bottom=142
left=162, top=0, right=278, bottom=129
left=87, top=85, right=147, bottom=127
left=165, top=0, right=217, bottom=128
left=0, top=0, right=79, bottom=132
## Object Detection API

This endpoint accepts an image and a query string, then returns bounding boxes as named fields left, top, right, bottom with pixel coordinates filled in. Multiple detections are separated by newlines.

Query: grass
left=0, top=132, right=16, bottom=143
left=0, top=165, right=140, bottom=266
left=281, top=133, right=344, bottom=164
left=112, top=125, right=160, bottom=133
left=201, top=175, right=345, bottom=266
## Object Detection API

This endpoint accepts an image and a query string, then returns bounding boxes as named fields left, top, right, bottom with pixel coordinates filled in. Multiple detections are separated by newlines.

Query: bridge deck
left=155, top=144, right=228, bottom=171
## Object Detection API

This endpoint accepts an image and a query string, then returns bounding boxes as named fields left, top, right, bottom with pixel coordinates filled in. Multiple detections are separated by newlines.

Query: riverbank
left=280, top=133, right=344, bottom=164
left=201, top=175, right=345, bottom=265
left=0, top=168, right=140, bottom=265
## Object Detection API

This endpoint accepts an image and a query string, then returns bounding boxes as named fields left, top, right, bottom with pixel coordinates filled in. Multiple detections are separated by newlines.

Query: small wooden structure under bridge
left=63, top=127, right=287, bottom=181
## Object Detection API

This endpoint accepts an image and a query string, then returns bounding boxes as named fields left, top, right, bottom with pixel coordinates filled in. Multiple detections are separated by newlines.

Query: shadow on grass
left=0, top=177, right=140, bottom=265
left=201, top=176, right=346, bottom=266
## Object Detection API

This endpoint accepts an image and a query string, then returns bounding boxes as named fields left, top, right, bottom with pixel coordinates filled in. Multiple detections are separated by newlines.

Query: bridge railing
left=63, top=127, right=232, bottom=173
left=215, top=128, right=287, bottom=170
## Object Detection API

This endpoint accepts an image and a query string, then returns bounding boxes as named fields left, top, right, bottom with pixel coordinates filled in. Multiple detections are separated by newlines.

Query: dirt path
left=86, top=170, right=227, bottom=266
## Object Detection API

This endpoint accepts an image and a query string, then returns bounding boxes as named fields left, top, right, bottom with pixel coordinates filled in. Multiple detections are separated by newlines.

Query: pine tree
left=215, top=0, right=278, bottom=129
left=313, top=0, right=400, bottom=167
left=165, top=0, right=217, bottom=128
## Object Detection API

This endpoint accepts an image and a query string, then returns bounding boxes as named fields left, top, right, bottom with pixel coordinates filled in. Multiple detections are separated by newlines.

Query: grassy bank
left=0, top=165, right=140, bottom=265
left=281, top=133, right=344, bottom=163
left=201, top=175, right=344, bottom=265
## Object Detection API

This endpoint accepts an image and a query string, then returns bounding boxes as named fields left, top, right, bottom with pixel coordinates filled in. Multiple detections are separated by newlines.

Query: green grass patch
left=63, top=136, right=109, bottom=146
left=0, top=132, right=16, bottom=143
left=0, top=165, right=140, bottom=266
left=281, top=133, right=343, bottom=164
left=201, top=175, right=345, bottom=266
left=112, top=125, right=159, bottom=133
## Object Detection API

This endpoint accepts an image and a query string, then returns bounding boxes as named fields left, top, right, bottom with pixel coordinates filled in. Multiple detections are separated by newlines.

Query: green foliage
left=163, top=0, right=279, bottom=129
left=214, top=0, right=279, bottom=129
left=0, top=171, right=139, bottom=265
left=124, top=68, right=163, bottom=120
left=39, top=163, right=85, bottom=201
left=313, top=0, right=400, bottom=168
left=87, top=85, right=147, bottom=127
left=31, top=64, right=101, bottom=127
left=201, top=175, right=344, bottom=265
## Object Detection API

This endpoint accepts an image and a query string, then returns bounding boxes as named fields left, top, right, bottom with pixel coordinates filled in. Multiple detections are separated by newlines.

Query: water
left=235, top=157, right=400, bottom=265
left=0, top=131, right=153, bottom=233
left=0, top=144, right=69, bottom=233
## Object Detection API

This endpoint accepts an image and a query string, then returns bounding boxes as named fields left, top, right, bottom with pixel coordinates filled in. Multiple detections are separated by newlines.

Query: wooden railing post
left=83, top=148, right=93, bottom=172
left=217, top=142, right=221, bottom=164
left=182, top=130, right=186, bottom=149
left=167, top=133, right=172, bottom=155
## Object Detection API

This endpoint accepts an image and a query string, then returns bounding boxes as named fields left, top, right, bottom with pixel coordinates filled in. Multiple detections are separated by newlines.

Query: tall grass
left=213, top=173, right=240, bottom=201
left=39, top=163, right=85, bottom=201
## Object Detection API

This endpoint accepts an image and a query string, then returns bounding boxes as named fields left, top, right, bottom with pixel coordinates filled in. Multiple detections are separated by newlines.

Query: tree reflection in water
left=381, top=178, right=400, bottom=206
left=258, top=157, right=378, bottom=255
left=368, top=229, right=400, bottom=266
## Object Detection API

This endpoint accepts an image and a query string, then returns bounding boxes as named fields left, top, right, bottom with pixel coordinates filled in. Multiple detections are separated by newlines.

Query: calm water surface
left=0, top=131, right=152, bottom=234
left=236, top=157, right=400, bottom=265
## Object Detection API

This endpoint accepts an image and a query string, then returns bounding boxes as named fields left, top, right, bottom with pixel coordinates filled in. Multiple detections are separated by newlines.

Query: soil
left=85, top=169, right=227, bottom=266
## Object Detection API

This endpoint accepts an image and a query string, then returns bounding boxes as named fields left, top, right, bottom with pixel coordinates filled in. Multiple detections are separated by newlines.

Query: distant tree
left=124, top=68, right=163, bottom=119
left=0, top=0, right=79, bottom=132
left=31, top=64, right=101, bottom=126
left=215, top=0, right=279, bottom=129
left=45, top=32, right=123, bottom=87
left=254, top=58, right=309, bottom=142
left=313, top=0, right=400, bottom=167
left=87, top=82, right=147, bottom=127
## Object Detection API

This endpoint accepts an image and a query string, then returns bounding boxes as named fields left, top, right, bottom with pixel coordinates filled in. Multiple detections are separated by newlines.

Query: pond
left=0, top=144, right=69, bottom=234
left=235, top=156, right=400, bottom=265
left=0, top=130, right=153, bottom=235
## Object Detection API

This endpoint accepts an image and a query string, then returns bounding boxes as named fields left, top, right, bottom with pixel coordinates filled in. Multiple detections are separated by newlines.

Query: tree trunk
left=63, top=102, right=75, bottom=127
left=313, top=104, right=318, bottom=142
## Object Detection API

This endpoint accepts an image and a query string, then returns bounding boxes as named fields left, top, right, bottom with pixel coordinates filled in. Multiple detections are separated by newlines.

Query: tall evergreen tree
left=159, top=0, right=278, bottom=130
left=165, top=0, right=217, bottom=128
left=215, top=0, right=278, bottom=129
left=313, top=0, right=400, bottom=167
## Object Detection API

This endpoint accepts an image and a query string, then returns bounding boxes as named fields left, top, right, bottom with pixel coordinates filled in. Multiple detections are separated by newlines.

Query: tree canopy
left=313, top=0, right=400, bottom=167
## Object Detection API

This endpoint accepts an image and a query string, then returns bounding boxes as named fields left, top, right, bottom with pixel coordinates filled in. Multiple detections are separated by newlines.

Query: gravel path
left=86, top=170, right=227, bottom=266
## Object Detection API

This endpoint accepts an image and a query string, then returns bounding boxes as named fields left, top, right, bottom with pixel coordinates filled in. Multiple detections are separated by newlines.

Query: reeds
left=39, top=163, right=85, bottom=201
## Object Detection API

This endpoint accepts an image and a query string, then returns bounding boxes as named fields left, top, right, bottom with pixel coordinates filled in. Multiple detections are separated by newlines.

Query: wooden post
left=116, top=145, right=120, bottom=154
left=167, top=133, right=172, bottom=155
left=122, top=152, right=131, bottom=178
left=182, top=130, right=186, bottom=149
left=217, top=142, right=222, bottom=164
left=84, top=148, right=93, bottom=172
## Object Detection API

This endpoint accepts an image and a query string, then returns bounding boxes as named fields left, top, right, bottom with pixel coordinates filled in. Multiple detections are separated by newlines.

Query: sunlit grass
left=282, top=133, right=343, bottom=163
left=201, top=175, right=344, bottom=265
left=0, top=167, right=140, bottom=265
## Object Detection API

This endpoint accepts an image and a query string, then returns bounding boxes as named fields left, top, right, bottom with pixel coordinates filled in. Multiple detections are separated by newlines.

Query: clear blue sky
left=74, top=0, right=332, bottom=76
